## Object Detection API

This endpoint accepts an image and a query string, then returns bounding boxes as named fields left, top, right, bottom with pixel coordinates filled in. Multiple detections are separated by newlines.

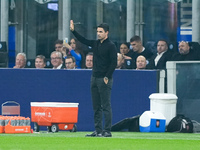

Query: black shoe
left=85, top=131, right=103, bottom=137
left=103, top=131, right=112, bottom=137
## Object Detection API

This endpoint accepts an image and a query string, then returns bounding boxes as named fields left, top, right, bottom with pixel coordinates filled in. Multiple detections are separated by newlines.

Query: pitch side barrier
left=167, top=61, right=200, bottom=123
left=0, top=69, right=159, bottom=131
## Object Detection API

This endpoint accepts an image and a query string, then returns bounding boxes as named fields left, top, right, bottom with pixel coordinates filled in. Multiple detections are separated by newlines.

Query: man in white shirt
left=154, top=40, right=168, bottom=66
left=148, top=40, right=172, bottom=70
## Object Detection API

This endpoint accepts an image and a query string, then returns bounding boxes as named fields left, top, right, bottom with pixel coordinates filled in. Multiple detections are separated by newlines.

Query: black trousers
left=91, top=76, right=113, bottom=133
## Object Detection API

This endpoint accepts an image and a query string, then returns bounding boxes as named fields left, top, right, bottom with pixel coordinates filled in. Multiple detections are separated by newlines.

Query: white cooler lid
left=149, top=93, right=178, bottom=100
left=139, top=111, right=166, bottom=127
left=30, top=102, right=79, bottom=107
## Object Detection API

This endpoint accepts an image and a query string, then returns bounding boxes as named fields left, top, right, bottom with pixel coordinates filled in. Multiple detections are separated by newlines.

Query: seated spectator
left=62, top=38, right=85, bottom=68
left=171, top=41, right=200, bottom=61
left=119, top=42, right=133, bottom=69
left=54, top=39, right=63, bottom=53
left=65, top=56, right=76, bottom=69
left=13, top=53, right=26, bottom=68
left=85, top=52, right=93, bottom=69
left=130, top=35, right=153, bottom=68
left=35, top=55, right=46, bottom=69
left=136, top=55, right=147, bottom=70
left=116, top=53, right=125, bottom=69
left=50, top=51, right=64, bottom=69
left=120, top=42, right=133, bottom=59
left=148, top=39, right=173, bottom=70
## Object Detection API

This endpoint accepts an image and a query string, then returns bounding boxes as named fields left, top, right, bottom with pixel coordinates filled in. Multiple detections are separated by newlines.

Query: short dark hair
left=120, top=42, right=130, bottom=49
left=130, top=36, right=141, bottom=43
left=66, top=56, right=76, bottom=63
left=86, top=52, right=93, bottom=57
left=97, top=23, right=109, bottom=32
left=158, top=39, right=169, bottom=47
left=54, top=39, right=63, bottom=45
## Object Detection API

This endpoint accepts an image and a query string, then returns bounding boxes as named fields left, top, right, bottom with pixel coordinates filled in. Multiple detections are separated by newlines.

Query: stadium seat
left=0, top=52, right=8, bottom=68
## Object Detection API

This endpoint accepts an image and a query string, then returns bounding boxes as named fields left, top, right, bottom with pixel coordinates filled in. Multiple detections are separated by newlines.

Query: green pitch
left=1, top=132, right=200, bottom=150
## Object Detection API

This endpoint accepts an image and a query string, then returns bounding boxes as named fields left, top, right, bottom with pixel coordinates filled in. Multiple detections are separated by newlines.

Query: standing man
left=70, top=20, right=117, bottom=137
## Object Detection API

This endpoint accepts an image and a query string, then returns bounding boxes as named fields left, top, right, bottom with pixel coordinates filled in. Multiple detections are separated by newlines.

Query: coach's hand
left=70, top=20, right=74, bottom=31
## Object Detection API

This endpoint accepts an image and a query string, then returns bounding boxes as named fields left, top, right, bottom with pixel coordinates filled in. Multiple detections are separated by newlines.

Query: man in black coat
left=171, top=41, right=200, bottom=61
left=130, top=36, right=153, bottom=69
left=148, top=40, right=173, bottom=70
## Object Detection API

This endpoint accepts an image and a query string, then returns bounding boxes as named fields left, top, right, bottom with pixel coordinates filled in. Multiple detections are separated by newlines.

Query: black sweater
left=171, top=48, right=200, bottom=61
left=72, top=30, right=117, bottom=78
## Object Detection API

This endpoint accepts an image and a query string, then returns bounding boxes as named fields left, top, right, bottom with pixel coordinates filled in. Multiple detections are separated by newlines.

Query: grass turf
left=1, top=132, right=200, bottom=150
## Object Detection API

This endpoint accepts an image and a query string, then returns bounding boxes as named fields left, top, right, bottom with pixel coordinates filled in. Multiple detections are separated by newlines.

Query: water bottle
left=10, top=117, right=15, bottom=126
left=4, top=117, right=9, bottom=126
left=0, top=117, right=5, bottom=126
left=26, top=117, right=30, bottom=126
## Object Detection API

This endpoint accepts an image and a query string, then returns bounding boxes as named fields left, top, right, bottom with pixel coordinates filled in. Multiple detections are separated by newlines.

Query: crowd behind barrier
left=13, top=40, right=200, bottom=71
left=0, top=69, right=158, bottom=131
left=1, top=37, right=200, bottom=70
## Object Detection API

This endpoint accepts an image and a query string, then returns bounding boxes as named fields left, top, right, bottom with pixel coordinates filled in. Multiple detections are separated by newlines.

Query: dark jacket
left=72, top=30, right=117, bottom=78
left=171, top=48, right=200, bottom=61
left=131, top=48, right=153, bottom=69
left=147, top=50, right=173, bottom=70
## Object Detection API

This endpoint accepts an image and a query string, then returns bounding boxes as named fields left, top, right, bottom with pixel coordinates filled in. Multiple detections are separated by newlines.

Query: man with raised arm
left=70, top=20, right=117, bottom=137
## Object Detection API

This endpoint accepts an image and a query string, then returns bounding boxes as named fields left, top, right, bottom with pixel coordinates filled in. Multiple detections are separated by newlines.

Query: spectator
left=65, top=56, right=76, bottom=69
left=148, top=39, right=173, bottom=69
left=171, top=41, right=200, bottom=61
left=119, top=42, right=133, bottom=69
left=130, top=35, right=153, bottom=68
left=13, top=53, right=26, bottom=68
left=85, top=52, right=93, bottom=69
left=62, top=38, right=85, bottom=69
left=50, top=51, right=64, bottom=69
left=54, top=39, right=63, bottom=53
left=119, top=42, right=133, bottom=59
left=136, top=55, right=147, bottom=70
left=35, top=55, right=46, bottom=69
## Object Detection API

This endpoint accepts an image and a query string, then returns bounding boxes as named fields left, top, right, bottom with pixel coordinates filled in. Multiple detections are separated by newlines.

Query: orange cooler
left=30, top=102, right=79, bottom=132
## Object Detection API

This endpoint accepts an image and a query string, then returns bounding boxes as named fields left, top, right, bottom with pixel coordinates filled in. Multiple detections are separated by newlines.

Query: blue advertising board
left=0, top=69, right=158, bottom=131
